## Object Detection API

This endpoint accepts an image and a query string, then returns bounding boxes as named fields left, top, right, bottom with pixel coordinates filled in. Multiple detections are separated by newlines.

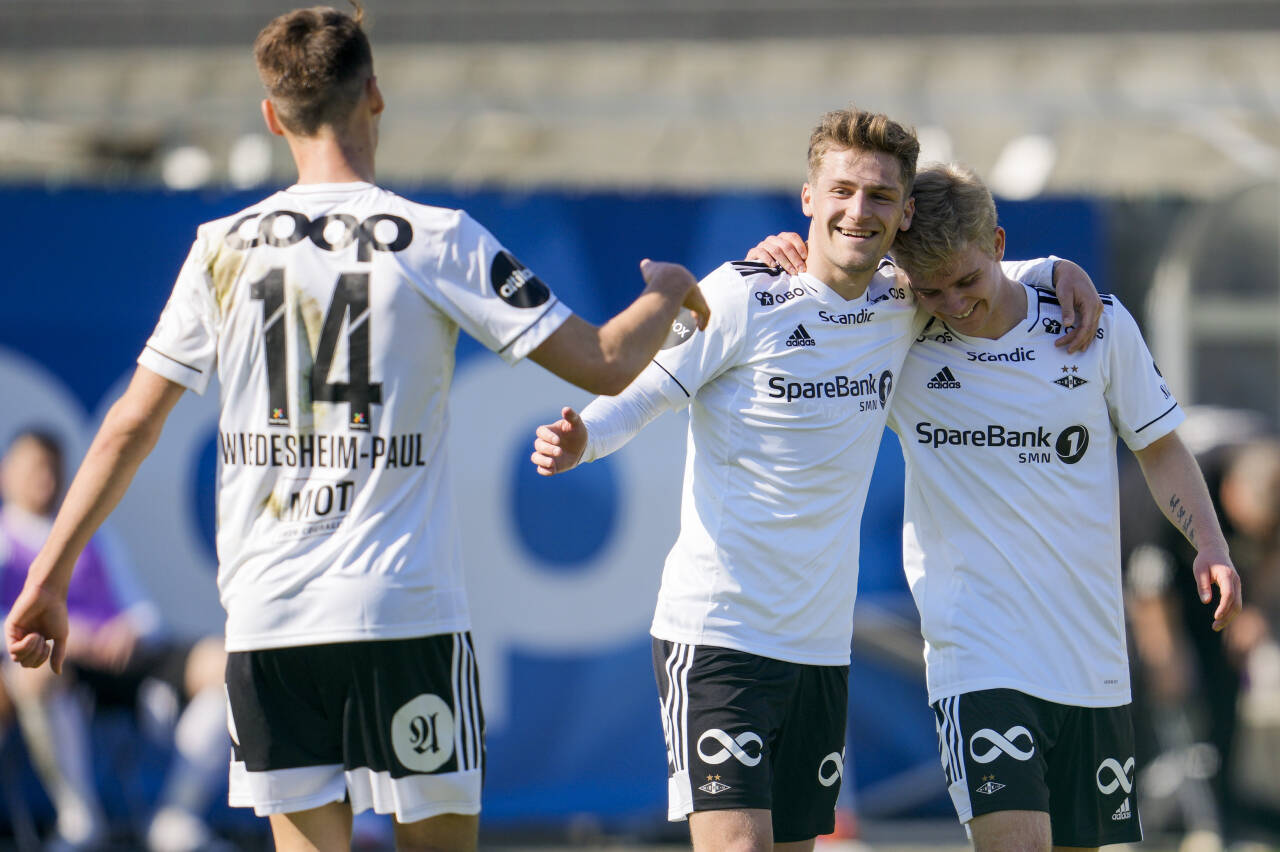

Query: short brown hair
left=253, top=4, right=373, bottom=136
left=807, top=106, right=920, bottom=192
left=890, top=162, right=999, bottom=279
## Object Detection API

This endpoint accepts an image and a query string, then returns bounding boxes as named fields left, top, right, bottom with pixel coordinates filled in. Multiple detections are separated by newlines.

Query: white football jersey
left=139, top=182, right=571, bottom=651
left=644, top=260, right=924, bottom=664
left=886, top=285, right=1181, bottom=706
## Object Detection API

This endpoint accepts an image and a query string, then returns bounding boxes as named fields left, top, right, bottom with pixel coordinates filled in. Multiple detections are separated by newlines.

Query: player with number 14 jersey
left=140, top=184, right=572, bottom=652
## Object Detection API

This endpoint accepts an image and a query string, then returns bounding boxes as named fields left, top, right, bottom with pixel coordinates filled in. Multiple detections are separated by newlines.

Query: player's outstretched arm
left=529, top=259, right=708, bottom=395
left=1051, top=259, right=1103, bottom=354
left=531, top=407, right=588, bottom=477
left=746, top=232, right=808, bottom=274
left=1133, top=431, right=1242, bottom=631
left=5, top=366, right=185, bottom=673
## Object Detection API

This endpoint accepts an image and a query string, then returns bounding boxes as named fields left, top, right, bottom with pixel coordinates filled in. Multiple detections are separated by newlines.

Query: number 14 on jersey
left=249, top=267, right=382, bottom=431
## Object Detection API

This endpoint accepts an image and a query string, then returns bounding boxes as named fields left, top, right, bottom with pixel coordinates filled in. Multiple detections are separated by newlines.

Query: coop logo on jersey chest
left=490, top=251, right=550, bottom=308
left=391, top=694, right=456, bottom=772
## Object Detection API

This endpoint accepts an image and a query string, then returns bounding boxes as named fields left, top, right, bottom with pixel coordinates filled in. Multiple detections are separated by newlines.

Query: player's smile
left=906, top=230, right=1026, bottom=341
left=802, top=147, right=913, bottom=299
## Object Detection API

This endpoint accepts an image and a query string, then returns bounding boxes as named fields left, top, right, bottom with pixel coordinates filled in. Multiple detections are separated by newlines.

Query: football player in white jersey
left=2, top=6, right=708, bottom=852
left=529, top=108, right=1101, bottom=851
left=751, top=163, right=1243, bottom=851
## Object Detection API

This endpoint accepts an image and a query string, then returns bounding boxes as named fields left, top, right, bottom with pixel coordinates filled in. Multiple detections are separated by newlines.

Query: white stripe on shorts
left=935, top=694, right=973, bottom=822
left=451, top=633, right=483, bottom=772
left=661, top=642, right=696, bottom=821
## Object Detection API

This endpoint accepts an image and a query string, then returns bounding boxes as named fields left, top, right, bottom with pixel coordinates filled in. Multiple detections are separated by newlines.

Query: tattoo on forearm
left=1168, top=494, right=1196, bottom=543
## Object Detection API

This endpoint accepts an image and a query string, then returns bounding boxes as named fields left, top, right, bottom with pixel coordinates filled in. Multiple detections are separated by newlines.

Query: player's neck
left=286, top=132, right=376, bottom=185
left=806, top=253, right=875, bottom=301
left=974, top=276, right=1028, bottom=340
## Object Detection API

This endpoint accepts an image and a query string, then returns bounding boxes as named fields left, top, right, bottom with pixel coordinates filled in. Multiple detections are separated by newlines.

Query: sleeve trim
left=144, top=344, right=204, bottom=375
left=495, top=297, right=563, bottom=356
left=1135, top=402, right=1180, bottom=434
left=650, top=358, right=691, bottom=398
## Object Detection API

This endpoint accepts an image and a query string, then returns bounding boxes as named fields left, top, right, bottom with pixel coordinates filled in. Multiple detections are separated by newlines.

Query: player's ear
left=261, top=99, right=286, bottom=137
left=801, top=182, right=813, bottom=217
left=899, top=196, right=915, bottom=232
left=367, top=76, right=385, bottom=116
left=992, top=226, right=1006, bottom=261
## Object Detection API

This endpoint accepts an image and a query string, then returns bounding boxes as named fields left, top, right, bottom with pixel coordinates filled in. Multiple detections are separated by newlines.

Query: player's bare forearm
left=25, top=367, right=184, bottom=596
left=530, top=260, right=708, bottom=395
left=1133, top=431, right=1242, bottom=629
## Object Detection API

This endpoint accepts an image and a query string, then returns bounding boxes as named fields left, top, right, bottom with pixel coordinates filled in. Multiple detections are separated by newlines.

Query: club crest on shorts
left=699, top=774, right=731, bottom=795
left=391, top=694, right=456, bottom=772
left=975, top=774, right=1005, bottom=795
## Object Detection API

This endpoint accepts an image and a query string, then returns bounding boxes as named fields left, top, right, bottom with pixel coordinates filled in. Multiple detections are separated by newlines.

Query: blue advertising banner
left=0, top=186, right=1102, bottom=830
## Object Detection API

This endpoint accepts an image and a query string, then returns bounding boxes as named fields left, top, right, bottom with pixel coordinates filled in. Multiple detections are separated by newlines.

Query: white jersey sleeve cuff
left=1000, top=255, right=1059, bottom=288
left=138, top=345, right=212, bottom=394
left=495, top=300, right=573, bottom=364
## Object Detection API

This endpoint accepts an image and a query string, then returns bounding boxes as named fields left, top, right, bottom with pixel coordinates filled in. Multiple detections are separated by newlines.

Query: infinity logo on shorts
left=969, top=726, right=1036, bottom=763
left=1096, top=756, right=1135, bottom=795
left=818, top=749, right=844, bottom=787
left=697, top=729, right=764, bottom=767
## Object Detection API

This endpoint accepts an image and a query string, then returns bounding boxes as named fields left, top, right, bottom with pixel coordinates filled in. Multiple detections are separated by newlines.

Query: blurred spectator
left=0, top=429, right=228, bottom=852
left=1121, top=408, right=1280, bottom=849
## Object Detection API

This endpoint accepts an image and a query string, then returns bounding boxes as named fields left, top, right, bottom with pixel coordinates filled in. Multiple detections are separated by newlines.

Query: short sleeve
left=1104, top=297, right=1184, bottom=450
left=648, top=263, right=750, bottom=407
left=430, top=212, right=571, bottom=364
left=137, top=230, right=220, bottom=394
left=1001, top=256, right=1058, bottom=288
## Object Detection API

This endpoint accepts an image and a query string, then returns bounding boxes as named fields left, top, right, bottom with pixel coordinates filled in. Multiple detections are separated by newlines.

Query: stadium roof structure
left=3, top=0, right=1280, bottom=196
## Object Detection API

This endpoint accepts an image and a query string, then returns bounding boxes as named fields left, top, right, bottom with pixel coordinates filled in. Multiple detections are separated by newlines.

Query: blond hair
left=253, top=3, right=373, bottom=136
left=807, top=106, right=919, bottom=191
left=891, top=162, right=998, bottom=279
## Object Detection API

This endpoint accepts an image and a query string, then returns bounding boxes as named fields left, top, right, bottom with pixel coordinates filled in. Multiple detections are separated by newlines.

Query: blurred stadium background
left=2, top=0, right=1280, bottom=849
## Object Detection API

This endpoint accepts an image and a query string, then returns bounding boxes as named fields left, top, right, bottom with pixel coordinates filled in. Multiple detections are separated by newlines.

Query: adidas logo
left=1111, top=797, right=1132, bottom=821
left=927, top=366, right=961, bottom=389
left=786, top=324, right=817, bottom=347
